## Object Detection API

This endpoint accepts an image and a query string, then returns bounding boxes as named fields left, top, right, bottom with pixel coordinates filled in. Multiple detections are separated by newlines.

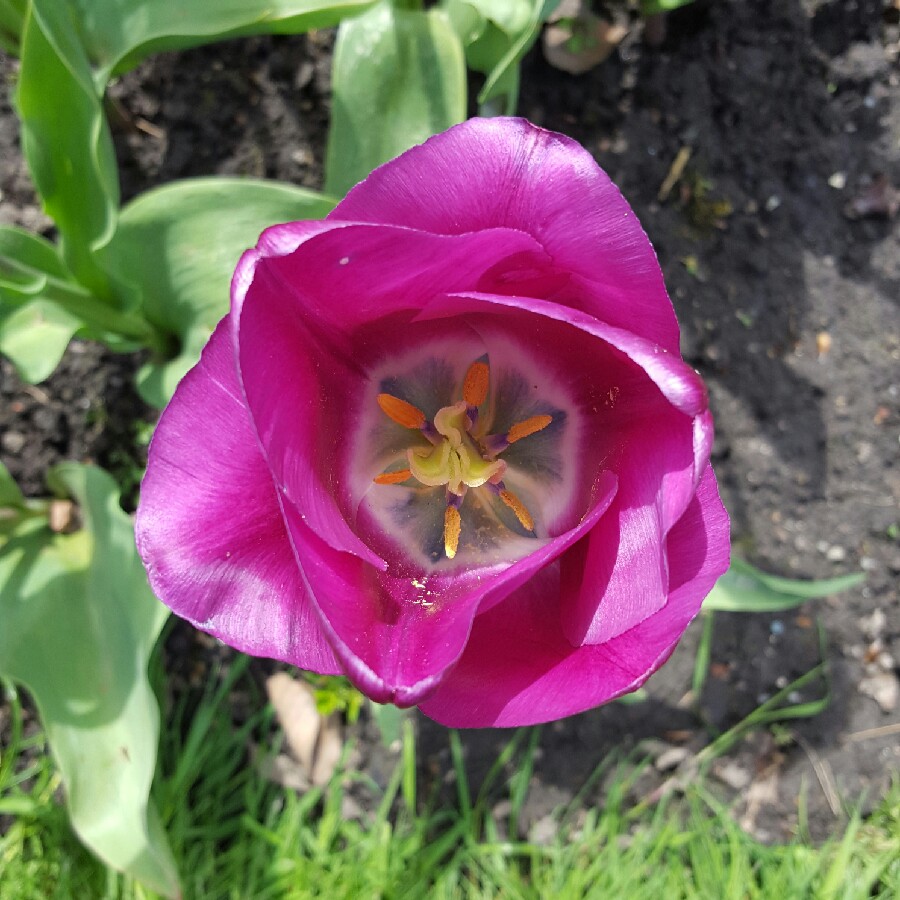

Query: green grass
left=1, top=665, right=898, bottom=900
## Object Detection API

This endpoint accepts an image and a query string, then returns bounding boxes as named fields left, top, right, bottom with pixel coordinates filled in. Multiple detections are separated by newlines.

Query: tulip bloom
left=136, top=118, right=729, bottom=727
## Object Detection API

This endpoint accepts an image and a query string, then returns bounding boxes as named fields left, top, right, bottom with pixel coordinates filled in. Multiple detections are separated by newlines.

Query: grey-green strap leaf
left=703, top=556, right=865, bottom=613
left=68, top=0, right=376, bottom=79
left=0, top=460, right=25, bottom=509
left=324, top=0, right=467, bottom=198
left=17, top=1, right=119, bottom=296
left=0, top=299, right=83, bottom=383
left=0, top=0, right=25, bottom=54
left=443, top=0, right=557, bottom=115
left=99, top=177, right=337, bottom=407
left=0, top=464, right=178, bottom=897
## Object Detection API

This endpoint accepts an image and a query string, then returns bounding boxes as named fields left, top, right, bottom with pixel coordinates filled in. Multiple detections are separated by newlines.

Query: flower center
left=373, top=359, right=553, bottom=559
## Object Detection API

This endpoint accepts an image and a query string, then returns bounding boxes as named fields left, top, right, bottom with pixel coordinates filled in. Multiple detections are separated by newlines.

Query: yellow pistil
left=444, top=506, right=462, bottom=559
left=463, top=360, right=489, bottom=407
left=373, top=468, right=412, bottom=485
left=499, top=488, right=534, bottom=532
left=377, top=393, right=426, bottom=429
left=507, top=414, right=552, bottom=445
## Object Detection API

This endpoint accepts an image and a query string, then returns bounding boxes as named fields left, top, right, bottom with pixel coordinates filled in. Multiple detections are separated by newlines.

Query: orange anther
left=499, top=489, right=534, bottom=532
left=506, top=414, right=552, bottom=445
left=444, top=505, right=462, bottom=559
left=463, top=360, right=490, bottom=407
left=377, top=393, right=426, bottom=429
left=373, top=469, right=412, bottom=485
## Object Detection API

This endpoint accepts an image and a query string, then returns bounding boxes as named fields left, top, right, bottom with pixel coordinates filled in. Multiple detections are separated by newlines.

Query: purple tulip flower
left=136, top=118, right=729, bottom=727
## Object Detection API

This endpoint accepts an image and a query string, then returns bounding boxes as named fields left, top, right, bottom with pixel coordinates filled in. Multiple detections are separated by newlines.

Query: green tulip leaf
left=640, top=0, right=695, bottom=16
left=66, top=0, right=375, bottom=78
left=0, top=299, right=83, bottom=383
left=325, top=0, right=466, bottom=198
left=0, top=464, right=178, bottom=898
left=0, top=460, right=25, bottom=509
left=443, top=0, right=556, bottom=115
left=0, top=225, right=75, bottom=305
left=703, top=557, right=865, bottom=613
left=16, top=1, right=119, bottom=297
left=0, top=0, right=25, bottom=54
left=99, top=177, right=336, bottom=407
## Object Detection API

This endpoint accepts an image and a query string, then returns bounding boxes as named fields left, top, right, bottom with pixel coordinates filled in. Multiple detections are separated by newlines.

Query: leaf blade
left=325, top=1, right=467, bottom=197
left=0, top=465, right=178, bottom=897
left=99, top=177, right=337, bottom=406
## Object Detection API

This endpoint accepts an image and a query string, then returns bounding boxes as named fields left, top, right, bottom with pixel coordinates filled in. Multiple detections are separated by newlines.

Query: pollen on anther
left=507, top=414, right=552, bottom=444
left=444, top=506, right=462, bottom=559
left=377, top=393, right=427, bottom=429
left=499, top=488, right=534, bottom=532
left=373, top=468, right=412, bottom=485
left=463, top=361, right=490, bottom=407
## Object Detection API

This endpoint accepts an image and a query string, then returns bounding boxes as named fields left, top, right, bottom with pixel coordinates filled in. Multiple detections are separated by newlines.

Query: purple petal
left=136, top=317, right=339, bottom=673
left=333, top=117, right=680, bottom=351
left=237, top=221, right=549, bottom=332
left=418, top=291, right=707, bottom=418
left=231, top=224, right=557, bottom=566
left=281, top=472, right=618, bottom=705
left=418, top=466, right=729, bottom=727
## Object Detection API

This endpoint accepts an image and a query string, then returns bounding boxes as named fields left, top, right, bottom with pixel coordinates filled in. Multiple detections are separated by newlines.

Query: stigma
left=374, top=358, right=553, bottom=559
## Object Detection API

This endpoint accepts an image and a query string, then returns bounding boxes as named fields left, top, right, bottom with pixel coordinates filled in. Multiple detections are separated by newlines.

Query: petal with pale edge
left=231, top=222, right=551, bottom=565
left=415, top=290, right=709, bottom=642
left=281, top=472, right=618, bottom=706
left=418, top=465, right=729, bottom=727
left=136, top=317, right=339, bottom=673
left=333, top=117, right=680, bottom=352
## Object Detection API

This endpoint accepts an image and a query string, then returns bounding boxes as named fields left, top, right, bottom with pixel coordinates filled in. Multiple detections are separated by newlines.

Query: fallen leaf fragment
left=859, top=671, right=899, bottom=714
left=265, top=672, right=343, bottom=788
left=816, top=331, right=832, bottom=357
left=659, top=146, right=692, bottom=201
left=48, top=499, right=75, bottom=533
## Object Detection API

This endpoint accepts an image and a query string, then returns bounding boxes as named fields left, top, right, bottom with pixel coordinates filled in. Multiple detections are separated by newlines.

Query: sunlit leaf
left=66, top=0, right=375, bottom=78
left=16, top=1, right=119, bottom=296
left=639, top=0, right=695, bottom=15
left=0, top=464, right=178, bottom=898
left=443, top=0, right=557, bottom=115
left=0, top=299, right=83, bottom=383
left=0, top=0, right=25, bottom=54
left=99, top=177, right=337, bottom=406
left=325, top=0, right=466, bottom=197
left=703, top=557, right=864, bottom=613
left=0, top=228, right=85, bottom=383
left=0, top=225, right=73, bottom=303
left=0, top=460, right=24, bottom=509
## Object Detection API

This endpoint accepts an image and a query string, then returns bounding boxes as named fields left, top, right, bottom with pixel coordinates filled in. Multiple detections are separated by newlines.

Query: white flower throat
left=373, top=359, right=553, bottom=559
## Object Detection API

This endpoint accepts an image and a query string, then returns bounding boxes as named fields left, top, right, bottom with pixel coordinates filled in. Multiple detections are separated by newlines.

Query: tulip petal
left=136, top=318, right=339, bottom=673
left=238, top=220, right=549, bottom=332
left=282, top=472, right=618, bottom=705
left=416, top=291, right=707, bottom=641
left=418, top=291, right=707, bottom=418
left=333, top=117, right=680, bottom=351
left=418, top=465, right=729, bottom=727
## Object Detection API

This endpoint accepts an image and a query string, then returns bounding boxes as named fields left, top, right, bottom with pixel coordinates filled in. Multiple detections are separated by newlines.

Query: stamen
left=507, top=414, right=552, bottom=445
left=377, top=393, right=427, bottom=429
left=499, top=488, right=534, bottom=532
left=373, top=468, right=412, bottom=485
left=444, top=505, right=462, bottom=559
left=463, top=361, right=490, bottom=408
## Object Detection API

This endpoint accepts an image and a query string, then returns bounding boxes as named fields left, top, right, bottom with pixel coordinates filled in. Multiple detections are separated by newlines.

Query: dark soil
left=1, top=0, right=898, bottom=846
